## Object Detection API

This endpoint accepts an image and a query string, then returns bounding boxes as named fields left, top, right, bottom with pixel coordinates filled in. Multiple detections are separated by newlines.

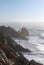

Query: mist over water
left=7, top=22, right=44, bottom=64
left=1, top=22, right=44, bottom=64
left=1, top=0, right=44, bottom=64
left=0, top=22, right=44, bottom=31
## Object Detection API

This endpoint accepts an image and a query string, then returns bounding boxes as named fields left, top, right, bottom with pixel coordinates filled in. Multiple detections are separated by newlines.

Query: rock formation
left=0, top=26, right=43, bottom=65
left=0, top=26, right=28, bottom=40
left=18, top=27, right=29, bottom=38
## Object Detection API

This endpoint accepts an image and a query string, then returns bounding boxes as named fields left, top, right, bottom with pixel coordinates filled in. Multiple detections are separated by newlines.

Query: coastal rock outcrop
left=5, top=35, right=31, bottom=52
left=28, top=60, right=43, bottom=65
left=0, top=26, right=28, bottom=40
left=18, top=27, right=29, bottom=38
left=0, top=26, right=43, bottom=65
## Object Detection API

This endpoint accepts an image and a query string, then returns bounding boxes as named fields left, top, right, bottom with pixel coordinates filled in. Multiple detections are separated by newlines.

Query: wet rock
left=6, top=36, right=31, bottom=52
left=14, top=44, right=31, bottom=52
left=28, top=60, right=43, bottom=65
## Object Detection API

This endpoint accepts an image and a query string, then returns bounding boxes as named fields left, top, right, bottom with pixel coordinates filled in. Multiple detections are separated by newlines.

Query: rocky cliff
left=0, top=27, right=43, bottom=65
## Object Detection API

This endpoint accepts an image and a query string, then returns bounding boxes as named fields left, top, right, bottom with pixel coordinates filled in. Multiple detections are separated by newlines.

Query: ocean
left=13, top=25, right=44, bottom=64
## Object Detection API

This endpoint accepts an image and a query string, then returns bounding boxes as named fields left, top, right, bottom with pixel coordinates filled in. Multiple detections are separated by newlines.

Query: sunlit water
left=13, top=31, right=44, bottom=64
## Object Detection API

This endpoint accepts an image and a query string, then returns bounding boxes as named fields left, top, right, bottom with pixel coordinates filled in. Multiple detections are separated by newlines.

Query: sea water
left=13, top=28, right=44, bottom=64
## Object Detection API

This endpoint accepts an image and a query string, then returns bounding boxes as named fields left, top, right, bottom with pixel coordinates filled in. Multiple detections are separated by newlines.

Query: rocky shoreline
left=0, top=26, right=29, bottom=40
left=0, top=26, right=43, bottom=65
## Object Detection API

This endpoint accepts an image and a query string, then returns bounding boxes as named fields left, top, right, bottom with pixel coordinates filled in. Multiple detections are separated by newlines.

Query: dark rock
left=14, top=44, right=31, bottom=52
left=0, top=26, right=28, bottom=40
left=5, top=35, right=31, bottom=52
left=0, top=31, right=5, bottom=45
left=18, top=27, right=29, bottom=38
left=0, top=48, right=9, bottom=65
left=28, top=60, right=43, bottom=65
left=0, top=28, right=43, bottom=65
left=15, top=53, right=29, bottom=65
left=1, top=44, right=16, bottom=59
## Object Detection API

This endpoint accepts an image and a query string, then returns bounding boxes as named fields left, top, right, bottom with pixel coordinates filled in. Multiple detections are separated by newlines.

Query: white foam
left=37, top=44, right=44, bottom=51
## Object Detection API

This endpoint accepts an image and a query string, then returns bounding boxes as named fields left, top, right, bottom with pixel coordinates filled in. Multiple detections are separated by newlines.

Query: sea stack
left=18, top=27, right=29, bottom=37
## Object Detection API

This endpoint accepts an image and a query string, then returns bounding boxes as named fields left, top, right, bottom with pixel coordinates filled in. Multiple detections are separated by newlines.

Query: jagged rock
left=18, top=27, right=29, bottom=38
left=28, top=60, right=43, bottom=65
left=0, top=26, right=28, bottom=40
left=0, top=48, right=9, bottom=65
left=6, top=36, right=31, bottom=52
left=0, top=48, right=17, bottom=65
left=15, top=53, right=29, bottom=65
left=14, top=44, right=31, bottom=52
left=0, top=48, right=43, bottom=65
left=0, top=28, right=43, bottom=65
left=1, top=44, right=16, bottom=59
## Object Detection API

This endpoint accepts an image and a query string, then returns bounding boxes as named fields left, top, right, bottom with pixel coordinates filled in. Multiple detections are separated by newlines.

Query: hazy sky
left=0, top=0, right=44, bottom=23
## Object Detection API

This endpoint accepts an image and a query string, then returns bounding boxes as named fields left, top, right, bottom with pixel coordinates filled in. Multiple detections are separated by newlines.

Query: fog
left=0, top=22, right=44, bottom=30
